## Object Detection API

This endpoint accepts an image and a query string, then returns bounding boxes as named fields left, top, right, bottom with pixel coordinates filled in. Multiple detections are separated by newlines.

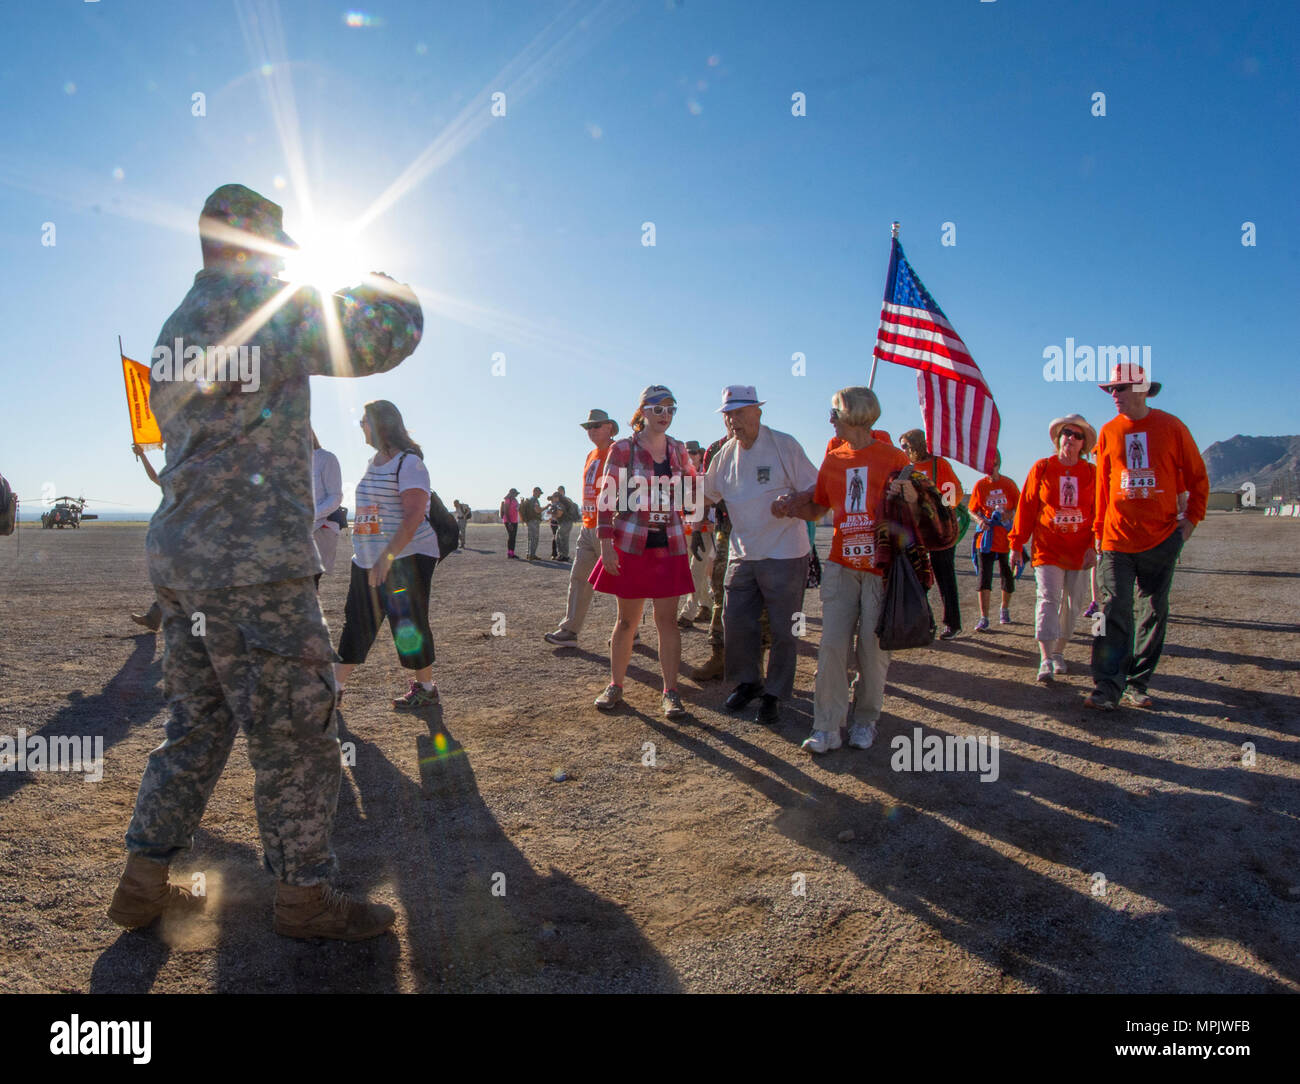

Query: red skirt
left=589, top=546, right=694, bottom=599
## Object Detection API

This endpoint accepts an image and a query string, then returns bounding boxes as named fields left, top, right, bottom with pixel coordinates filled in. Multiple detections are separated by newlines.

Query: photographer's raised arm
left=294, top=273, right=424, bottom=379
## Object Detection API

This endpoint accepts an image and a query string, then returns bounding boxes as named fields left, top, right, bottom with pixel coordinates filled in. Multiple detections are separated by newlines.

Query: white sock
left=419, top=680, right=434, bottom=691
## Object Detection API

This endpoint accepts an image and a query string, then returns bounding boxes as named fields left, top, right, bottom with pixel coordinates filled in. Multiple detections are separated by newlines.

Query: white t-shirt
left=703, top=426, right=818, bottom=561
left=351, top=452, right=440, bottom=569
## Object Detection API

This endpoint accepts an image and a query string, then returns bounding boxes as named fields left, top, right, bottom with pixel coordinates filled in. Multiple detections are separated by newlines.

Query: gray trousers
left=557, top=526, right=601, bottom=634
left=526, top=519, right=540, bottom=558
left=1091, top=529, right=1183, bottom=701
left=723, top=555, right=808, bottom=700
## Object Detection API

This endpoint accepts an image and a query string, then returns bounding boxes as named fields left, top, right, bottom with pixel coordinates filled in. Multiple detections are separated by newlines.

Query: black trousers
left=337, top=554, right=437, bottom=669
left=505, top=522, right=518, bottom=553
left=930, top=544, right=961, bottom=630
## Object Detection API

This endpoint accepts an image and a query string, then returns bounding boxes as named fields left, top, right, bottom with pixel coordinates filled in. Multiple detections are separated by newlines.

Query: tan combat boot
left=274, top=882, right=396, bottom=942
left=107, top=854, right=205, bottom=928
left=692, top=648, right=725, bottom=681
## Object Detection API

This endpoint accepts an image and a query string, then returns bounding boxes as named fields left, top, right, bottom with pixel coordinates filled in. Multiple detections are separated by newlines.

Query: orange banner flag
left=121, top=354, right=162, bottom=448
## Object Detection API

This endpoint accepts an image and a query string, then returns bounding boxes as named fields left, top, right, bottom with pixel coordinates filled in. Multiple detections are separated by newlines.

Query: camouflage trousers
left=124, top=578, right=342, bottom=886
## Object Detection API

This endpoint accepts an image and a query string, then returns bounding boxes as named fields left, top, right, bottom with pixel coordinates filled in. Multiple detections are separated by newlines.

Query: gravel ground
left=0, top=514, right=1296, bottom=992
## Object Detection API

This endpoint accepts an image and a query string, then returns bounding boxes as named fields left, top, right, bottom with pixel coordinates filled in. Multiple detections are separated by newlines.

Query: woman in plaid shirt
left=590, top=385, right=698, bottom=719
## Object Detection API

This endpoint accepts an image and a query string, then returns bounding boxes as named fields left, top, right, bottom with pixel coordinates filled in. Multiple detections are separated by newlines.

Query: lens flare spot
left=250, top=473, right=264, bottom=486
left=416, top=42, right=428, bottom=54
left=345, top=11, right=382, bottom=28
left=112, top=167, right=124, bottom=181
left=63, top=82, right=76, bottom=95
left=687, top=100, right=702, bottom=116
left=434, top=732, right=448, bottom=754
left=261, top=407, right=272, bottom=419
left=394, top=620, right=423, bottom=656
left=272, top=175, right=287, bottom=190
left=260, top=63, right=273, bottom=77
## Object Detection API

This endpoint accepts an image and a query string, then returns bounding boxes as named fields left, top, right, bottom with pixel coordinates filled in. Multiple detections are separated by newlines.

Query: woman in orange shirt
left=775, top=387, right=912, bottom=755
left=969, top=454, right=1021, bottom=630
left=1008, top=415, right=1097, bottom=682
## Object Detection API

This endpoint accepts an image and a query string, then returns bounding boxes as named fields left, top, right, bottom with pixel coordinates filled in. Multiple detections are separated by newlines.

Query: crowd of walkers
left=106, top=182, right=1210, bottom=945
left=529, top=366, right=1207, bottom=738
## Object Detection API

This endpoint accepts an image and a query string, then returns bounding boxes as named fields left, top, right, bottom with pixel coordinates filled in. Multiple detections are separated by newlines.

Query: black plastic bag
left=876, top=546, right=936, bottom=650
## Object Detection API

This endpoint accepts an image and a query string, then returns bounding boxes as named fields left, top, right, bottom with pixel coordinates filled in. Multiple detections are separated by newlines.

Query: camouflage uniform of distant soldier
left=108, top=183, right=423, bottom=942
left=552, top=486, right=579, bottom=561
left=521, top=487, right=543, bottom=560
left=694, top=433, right=770, bottom=680
left=695, top=435, right=732, bottom=678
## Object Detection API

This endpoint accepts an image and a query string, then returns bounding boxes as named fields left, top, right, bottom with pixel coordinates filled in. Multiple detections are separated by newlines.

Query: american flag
left=872, top=236, right=1000, bottom=475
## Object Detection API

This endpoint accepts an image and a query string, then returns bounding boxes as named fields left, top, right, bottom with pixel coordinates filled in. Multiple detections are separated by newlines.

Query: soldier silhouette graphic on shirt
left=1127, top=434, right=1146, bottom=470
left=846, top=467, right=866, bottom=512
left=1060, top=476, right=1077, bottom=507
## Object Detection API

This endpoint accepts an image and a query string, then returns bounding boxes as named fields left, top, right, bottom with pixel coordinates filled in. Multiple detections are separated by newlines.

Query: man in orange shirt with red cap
left=1086, top=364, right=1207, bottom=710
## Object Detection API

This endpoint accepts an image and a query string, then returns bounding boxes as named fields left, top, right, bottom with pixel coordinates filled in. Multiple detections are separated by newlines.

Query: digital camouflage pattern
left=147, top=267, right=423, bottom=590
left=124, top=184, right=424, bottom=887
left=126, top=579, right=342, bottom=885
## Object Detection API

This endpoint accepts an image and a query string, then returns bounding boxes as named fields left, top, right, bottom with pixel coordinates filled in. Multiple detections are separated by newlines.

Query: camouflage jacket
left=146, top=269, right=423, bottom=589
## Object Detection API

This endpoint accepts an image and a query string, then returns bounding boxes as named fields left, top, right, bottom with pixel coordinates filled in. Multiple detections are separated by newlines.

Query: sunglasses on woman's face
left=1060, top=428, right=1084, bottom=441
left=645, top=404, right=676, bottom=416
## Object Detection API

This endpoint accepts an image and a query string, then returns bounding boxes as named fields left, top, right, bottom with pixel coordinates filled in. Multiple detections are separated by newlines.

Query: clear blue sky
left=1, top=0, right=1295, bottom=514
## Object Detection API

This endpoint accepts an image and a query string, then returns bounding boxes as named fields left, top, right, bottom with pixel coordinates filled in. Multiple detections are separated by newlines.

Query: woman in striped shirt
left=333, top=400, right=442, bottom=709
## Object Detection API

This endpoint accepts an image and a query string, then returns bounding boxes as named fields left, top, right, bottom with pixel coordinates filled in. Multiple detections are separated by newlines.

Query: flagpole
left=868, top=222, right=900, bottom=391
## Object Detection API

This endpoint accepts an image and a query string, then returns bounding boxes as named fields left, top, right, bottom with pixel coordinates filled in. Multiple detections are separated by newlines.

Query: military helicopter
left=40, top=496, right=99, bottom=529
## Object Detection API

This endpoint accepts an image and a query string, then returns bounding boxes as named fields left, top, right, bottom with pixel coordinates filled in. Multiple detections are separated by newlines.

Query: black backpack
left=396, top=452, right=460, bottom=560
left=0, top=474, right=15, bottom=537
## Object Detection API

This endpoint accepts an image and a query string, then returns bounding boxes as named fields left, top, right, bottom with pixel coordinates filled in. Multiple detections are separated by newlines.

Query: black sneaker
left=756, top=694, right=780, bottom=725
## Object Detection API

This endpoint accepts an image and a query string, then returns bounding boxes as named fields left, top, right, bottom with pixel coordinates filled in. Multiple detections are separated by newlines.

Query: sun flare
left=279, top=224, right=371, bottom=293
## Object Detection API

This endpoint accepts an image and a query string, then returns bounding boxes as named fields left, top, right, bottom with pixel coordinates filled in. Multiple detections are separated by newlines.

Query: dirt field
left=1, top=514, right=1296, bottom=993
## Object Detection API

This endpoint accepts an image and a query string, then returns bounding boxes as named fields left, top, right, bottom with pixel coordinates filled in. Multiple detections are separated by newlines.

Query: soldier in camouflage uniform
left=108, top=183, right=423, bottom=941
left=521, top=487, right=544, bottom=560
left=694, top=432, right=733, bottom=679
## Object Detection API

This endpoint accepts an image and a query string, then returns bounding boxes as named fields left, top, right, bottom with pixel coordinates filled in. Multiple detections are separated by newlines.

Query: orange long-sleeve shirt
left=1094, top=408, right=1208, bottom=553
left=970, top=475, right=1021, bottom=552
left=1008, top=456, right=1096, bottom=569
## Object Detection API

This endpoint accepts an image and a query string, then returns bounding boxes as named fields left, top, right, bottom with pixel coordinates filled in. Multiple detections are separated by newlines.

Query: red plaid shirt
left=596, top=434, right=698, bottom=555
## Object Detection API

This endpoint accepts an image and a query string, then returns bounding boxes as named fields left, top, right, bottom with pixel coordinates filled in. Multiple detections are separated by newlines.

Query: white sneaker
left=1051, top=654, right=1067, bottom=675
left=847, top=724, right=877, bottom=750
left=1037, top=659, right=1054, bottom=683
left=801, top=730, right=842, bottom=755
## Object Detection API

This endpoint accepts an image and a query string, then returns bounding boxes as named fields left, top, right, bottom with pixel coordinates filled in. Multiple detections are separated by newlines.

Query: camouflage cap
left=199, top=183, right=295, bottom=250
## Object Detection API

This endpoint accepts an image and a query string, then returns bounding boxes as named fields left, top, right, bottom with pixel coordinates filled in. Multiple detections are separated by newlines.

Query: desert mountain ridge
left=1201, top=434, right=1300, bottom=495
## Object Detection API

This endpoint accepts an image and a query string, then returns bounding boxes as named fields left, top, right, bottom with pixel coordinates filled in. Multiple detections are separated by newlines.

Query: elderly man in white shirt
left=702, top=385, right=819, bottom=725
